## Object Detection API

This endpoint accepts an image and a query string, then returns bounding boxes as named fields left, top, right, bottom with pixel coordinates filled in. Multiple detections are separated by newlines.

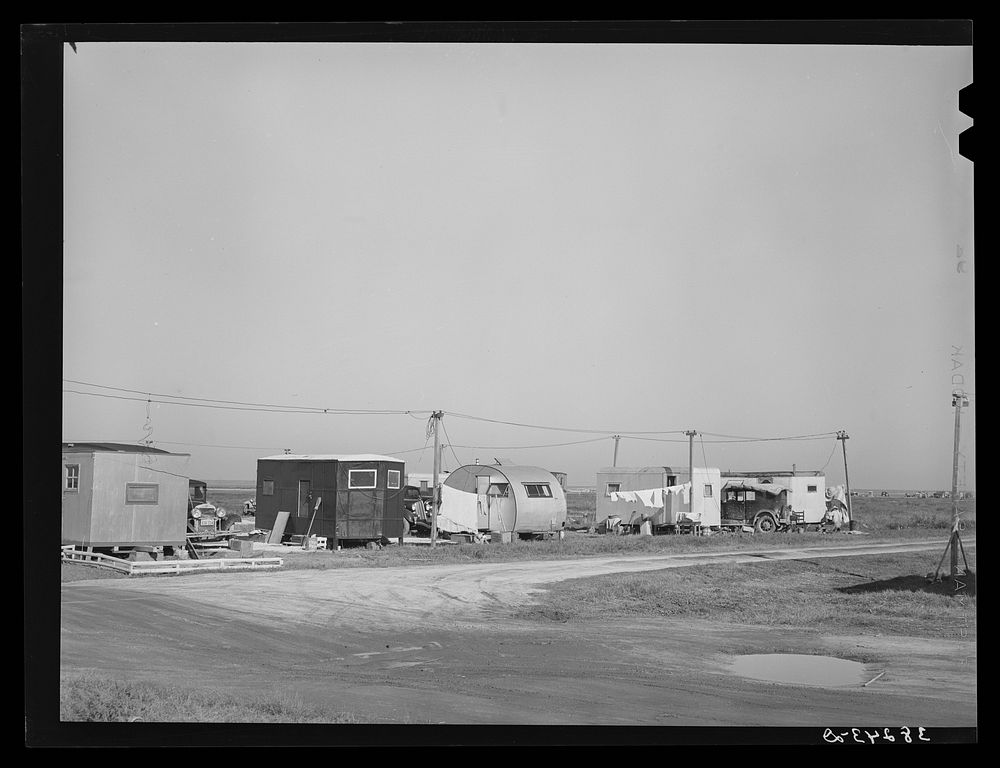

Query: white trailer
left=596, top=466, right=723, bottom=531
left=721, top=471, right=828, bottom=532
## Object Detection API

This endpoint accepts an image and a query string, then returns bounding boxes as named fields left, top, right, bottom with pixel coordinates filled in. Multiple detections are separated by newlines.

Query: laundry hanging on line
left=609, top=483, right=690, bottom=508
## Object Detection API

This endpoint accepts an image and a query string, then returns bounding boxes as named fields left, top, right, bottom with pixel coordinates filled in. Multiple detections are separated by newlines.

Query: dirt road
left=61, top=540, right=977, bottom=727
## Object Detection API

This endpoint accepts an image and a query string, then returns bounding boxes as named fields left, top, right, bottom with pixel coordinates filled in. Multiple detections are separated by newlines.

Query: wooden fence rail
left=61, top=548, right=283, bottom=576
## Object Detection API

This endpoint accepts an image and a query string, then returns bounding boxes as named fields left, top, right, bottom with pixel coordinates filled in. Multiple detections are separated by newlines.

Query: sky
left=61, top=41, right=974, bottom=490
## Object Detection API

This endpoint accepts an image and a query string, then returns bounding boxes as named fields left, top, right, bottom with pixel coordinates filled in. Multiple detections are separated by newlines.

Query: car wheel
left=754, top=513, right=777, bottom=534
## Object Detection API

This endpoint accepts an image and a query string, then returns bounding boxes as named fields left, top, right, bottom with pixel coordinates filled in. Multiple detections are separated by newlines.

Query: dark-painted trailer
left=255, top=454, right=405, bottom=548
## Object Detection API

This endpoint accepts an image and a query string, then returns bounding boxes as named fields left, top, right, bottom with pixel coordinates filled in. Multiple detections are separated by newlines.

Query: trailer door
left=476, top=475, right=491, bottom=529
left=297, top=480, right=312, bottom=518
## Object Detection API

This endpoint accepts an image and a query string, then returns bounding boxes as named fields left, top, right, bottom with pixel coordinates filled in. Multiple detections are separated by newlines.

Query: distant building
left=405, top=471, right=450, bottom=496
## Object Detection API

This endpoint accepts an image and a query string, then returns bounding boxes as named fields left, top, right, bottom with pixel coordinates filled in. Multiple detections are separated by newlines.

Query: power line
left=63, top=379, right=432, bottom=416
left=818, top=438, right=840, bottom=472
left=66, top=379, right=847, bottom=450
left=699, top=430, right=840, bottom=441
left=153, top=440, right=285, bottom=451
left=621, top=433, right=835, bottom=445
left=618, top=435, right=691, bottom=444
left=704, top=436, right=838, bottom=444
left=64, top=388, right=433, bottom=417
left=376, top=444, right=433, bottom=457
left=439, top=418, right=463, bottom=468
left=64, top=389, right=336, bottom=415
left=445, top=436, right=611, bottom=450
left=446, top=410, right=688, bottom=436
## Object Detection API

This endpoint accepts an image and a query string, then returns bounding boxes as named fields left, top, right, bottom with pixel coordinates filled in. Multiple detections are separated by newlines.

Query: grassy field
left=60, top=525, right=970, bottom=583
left=515, top=550, right=977, bottom=640
left=204, top=486, right=256, bottom=516
left=60, top=675, right=360, bottom=723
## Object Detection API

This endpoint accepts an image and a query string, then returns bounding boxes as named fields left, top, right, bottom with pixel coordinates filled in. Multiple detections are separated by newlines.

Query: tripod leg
left=956, top=532, right=971, bottom=572
left=932, top=534, right=952, bottom=581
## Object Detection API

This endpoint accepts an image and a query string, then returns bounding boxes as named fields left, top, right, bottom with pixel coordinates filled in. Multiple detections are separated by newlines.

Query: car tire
left=754, top=513, right=777, bottom=534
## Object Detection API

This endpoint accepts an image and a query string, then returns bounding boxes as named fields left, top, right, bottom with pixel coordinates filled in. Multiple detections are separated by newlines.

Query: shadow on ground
left=838, top=571, right=976, bottom=598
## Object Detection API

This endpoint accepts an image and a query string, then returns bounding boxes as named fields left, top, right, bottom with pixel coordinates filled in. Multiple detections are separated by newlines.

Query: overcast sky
left=62, top=42, right=974, bottom=490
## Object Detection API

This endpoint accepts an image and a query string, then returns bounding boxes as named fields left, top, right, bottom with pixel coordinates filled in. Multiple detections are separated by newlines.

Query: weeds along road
left=61, top=539, right=977, bottom=726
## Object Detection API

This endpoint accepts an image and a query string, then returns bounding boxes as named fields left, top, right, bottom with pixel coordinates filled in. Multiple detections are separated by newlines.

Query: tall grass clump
left=60, top=675, right=360, bottom=723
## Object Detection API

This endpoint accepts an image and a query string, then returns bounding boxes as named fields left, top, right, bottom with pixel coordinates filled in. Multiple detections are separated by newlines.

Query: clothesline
left=609, top=483, right=691, bottom=508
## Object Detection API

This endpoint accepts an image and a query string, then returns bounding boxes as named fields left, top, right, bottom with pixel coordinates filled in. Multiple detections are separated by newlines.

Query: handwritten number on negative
left=822, top=727, right=929, bottom=743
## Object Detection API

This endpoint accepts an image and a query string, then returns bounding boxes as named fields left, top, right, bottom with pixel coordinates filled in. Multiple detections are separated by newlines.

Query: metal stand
left=931, top=392, right=970, bottom=582
left=931, top=522, right=970, bottom=582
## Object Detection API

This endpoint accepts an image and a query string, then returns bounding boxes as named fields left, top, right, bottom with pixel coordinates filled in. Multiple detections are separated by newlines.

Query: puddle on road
left=727, top=654, right=869, bottom=687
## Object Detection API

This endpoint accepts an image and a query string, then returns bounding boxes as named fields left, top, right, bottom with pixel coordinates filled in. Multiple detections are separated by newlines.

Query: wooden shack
left=255, top=454, right=405, bottom=547
left=61, top=442, right=190, bottom=548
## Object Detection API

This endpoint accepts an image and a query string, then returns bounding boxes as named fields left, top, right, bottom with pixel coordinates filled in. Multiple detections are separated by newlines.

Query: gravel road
left=61, top=539, right=977, bottom=727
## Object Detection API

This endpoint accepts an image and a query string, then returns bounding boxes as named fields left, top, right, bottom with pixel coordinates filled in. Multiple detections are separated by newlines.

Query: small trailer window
left=349, top=469, right=377, bottom=489
left=65, top=464, right=79, bottom=491
left=387, top=470, right=401, bottom=490
left=125, top=483, right=158, bottom=504
left=704, top=484, right=713, bottom=497
left=523, top=483, right=552, bottom=498
left=606, top=483, right=621, bottom=496
left=746, top=491, right=756, bottom=501
left=262, top=480, right=274, bottom=496
left=488, top=483, right=510, bottom=497
left=807, top=485, right=818, bottom=493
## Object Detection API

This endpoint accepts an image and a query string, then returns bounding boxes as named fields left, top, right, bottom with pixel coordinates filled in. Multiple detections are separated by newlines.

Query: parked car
left=401, top=485, right=432, bottom=535
left=187, top=479, right=236, bottom=534
left=721, top=484, right=803, bottom=533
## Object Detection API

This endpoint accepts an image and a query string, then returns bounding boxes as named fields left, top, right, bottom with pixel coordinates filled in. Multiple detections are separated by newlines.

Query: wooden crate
left=229, top=538, right=253, bottom=556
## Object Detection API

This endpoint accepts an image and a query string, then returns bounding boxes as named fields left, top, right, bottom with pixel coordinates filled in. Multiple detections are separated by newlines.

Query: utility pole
left=933, top=393, right=971, bottom=581
left=949, top=392, right=968, bottom=576
left=685, top=430, right=696, bottom=532
left=430, top=410, right=442, bottom=548
left=612, top=435, right=620, bottom=467
left=837, top=430, right=853, bottom=529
